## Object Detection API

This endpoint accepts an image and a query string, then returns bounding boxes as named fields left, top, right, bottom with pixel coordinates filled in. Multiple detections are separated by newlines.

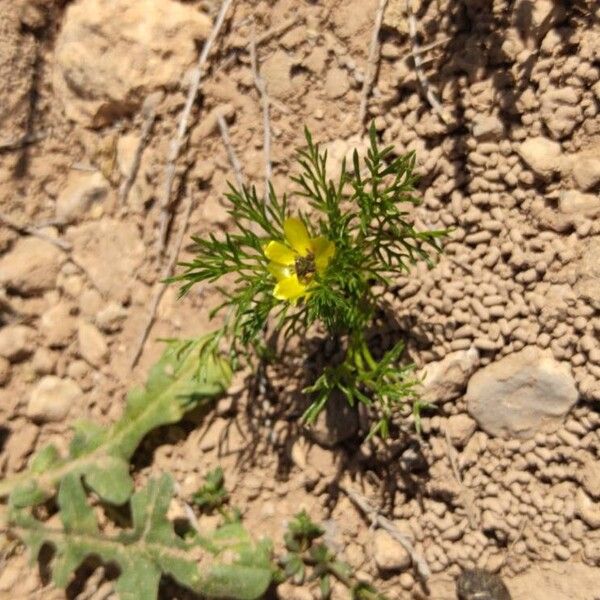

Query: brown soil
left=1, top=0, right=600, bottom=599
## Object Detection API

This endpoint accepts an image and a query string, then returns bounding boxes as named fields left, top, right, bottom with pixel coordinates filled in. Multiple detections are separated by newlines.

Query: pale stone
left=53, top=0, right=212, bottom=126
left=77, top=321, right=109, bottom=367
left=56, top=171, right=111, bottom=222
left=27, top=376, right=81, bottom=422
left=466, top=346, right=577, bottom=439
left=373, top=529, right=411, bottom=572
left=517, top=137, right=562, bottom=180
left=419, top=347, right=480, bottom=404
left=0, top=237, right=63, bottom=295
left=0, top=325, right=34, bottom=362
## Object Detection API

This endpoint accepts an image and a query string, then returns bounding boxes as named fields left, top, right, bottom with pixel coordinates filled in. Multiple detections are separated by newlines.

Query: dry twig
left=119, top=92, right=163, bottom=205
left=130, top=193, right=195, bottom=369
left=405, top=0, right=451, bottom=124
left=340, top=484, right=431, bottom=581
left=0, top=211, right=71, bottom=251
left=249, top=28, right=272, bottom=202
left=157, top=0, right=234, bottom=255
left=217, top=114, right=245, bottom=190
left=0, top=212, right=105, bottom=294
left=358, top=0, right=388, bottom=128
left=444, top=427, right=480, bottom=529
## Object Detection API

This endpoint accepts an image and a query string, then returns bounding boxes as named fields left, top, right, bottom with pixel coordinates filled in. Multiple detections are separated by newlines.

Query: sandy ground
left=1, top=0, right=600, bottom=598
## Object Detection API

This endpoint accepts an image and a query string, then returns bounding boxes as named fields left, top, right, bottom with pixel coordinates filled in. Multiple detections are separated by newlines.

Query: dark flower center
left=294, top=253, right=316, bottom=284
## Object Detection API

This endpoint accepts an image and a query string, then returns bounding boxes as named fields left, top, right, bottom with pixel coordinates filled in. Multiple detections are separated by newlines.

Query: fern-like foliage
left=11, top=474, right=272, bottom=600
left=0, top=334, right=232, bottom=508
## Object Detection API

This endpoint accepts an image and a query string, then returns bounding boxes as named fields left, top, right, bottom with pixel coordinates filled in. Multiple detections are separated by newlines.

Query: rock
left=32, top=348, right=57, bottom=375
left=324, top=67, right=350, bottom=99
left=419, top=347, right=480, bottom=404
left=446, top=414, right=477, bottom=447
left=0, top=356, right=11, bottom=385
left=307, top=391, right=358, bottom=447
left=373, top=529, right=411, bottom=573
left=40, top=303, right=76, bottom=347
left=54, top=0, right=211, bottom=126
left=0, top=325, right=34, bottom=362
left=56, top=171, right=111, bottom=222
left=583, top=539, right=600, bottom=566
left=573, top=146, right=600, bottom=191
left=260, top=50, right=297, bottom=100
left=517, top=137, right=562, bottom=181
left=540, top=86, right=583, bottom=140
left=558, top=189, right=600, bottom=216
left=580, top=459, right=600, bottom=499
left=508, top=561, right=600, bottom=600
left=27, top=376, right=81, bottom=422
left=575, top=236, right=600, bottom=310
left=0, top=237, right=63, bottom=295
left=472, top=115, right=504, bottom=140
left=457, top=569, right=511, bottom=600
left=4, top=420, right=39, bottom=470
left=77, top=321, right=109, bottom=367
left=466, top=346, right=577, bottom=439
left=68, top=219, right=144, bottom=302
left=96, top=302, right=127, bottom=332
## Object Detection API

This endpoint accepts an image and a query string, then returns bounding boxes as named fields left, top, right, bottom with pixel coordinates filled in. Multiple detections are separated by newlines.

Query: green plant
left=279, top=510, right=387, bottom=600
left=10, top=474, right=272, bottom=600
left=192, top=466, right=241, bottom=524
left=0, top=334, right=231, bottom=508
left=175, top=125, right=447, bottom=437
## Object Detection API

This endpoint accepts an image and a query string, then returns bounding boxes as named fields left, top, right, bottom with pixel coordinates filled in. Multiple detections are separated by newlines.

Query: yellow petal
left=267, top=262, right=291, bottom=282
left=273, top=274, right=308, bottom=301
left=311, top=236, right=335, bottom=272
left=263, top=241, right=295, bottom=265
left=284, top=217, right=311, bottom=256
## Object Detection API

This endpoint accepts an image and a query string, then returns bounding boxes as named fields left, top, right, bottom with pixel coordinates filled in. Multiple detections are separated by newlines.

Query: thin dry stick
left=340, top=484, right=431, bottom=581
left=405, top=0, right=451, bottom=124
left=119, top=92, right=162, bottom=205
left=157, top=0, right=234, bottom=255
left=358, top=0, right=388, bottom=128
left=397, top=36, right=451, bottom=64
left=249, top=29, right=272, bottom=202
left=255, top=16, right=300, bottom=46
left=0, top=212, right=105, bottom=294
left=0, top=211, right=72, bottom=251
left=130, top=193, right=194, bottom=369
left=444, top=427, right=480, bottom=529
left=217, top=114, right=245, bottom=190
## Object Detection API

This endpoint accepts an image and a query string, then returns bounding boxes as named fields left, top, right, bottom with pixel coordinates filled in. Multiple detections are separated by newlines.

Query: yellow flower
left=263, top=217, right=335, bottom=302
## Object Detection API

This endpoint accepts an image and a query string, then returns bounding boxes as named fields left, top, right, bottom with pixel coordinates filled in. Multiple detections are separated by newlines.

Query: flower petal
left=267, top=262, right=291, bottom=282
left=273, top=274, right=308, bottom=301
left=263, top=241, right=295, bottom=265
left=284, top=217, right=311, bottom=256
left=311, top=236, right=335, bottom=272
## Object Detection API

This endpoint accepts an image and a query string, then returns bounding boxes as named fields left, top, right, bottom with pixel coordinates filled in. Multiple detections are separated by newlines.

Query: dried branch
left=157, top=0, right=234, bottom=255
left=249, top=28, right=272, bottom=202
left=0, top=211, right=71, bottom=251
left=405, top=0, right=451, bottom=124
left=119, top=92, right=163, bottom=205
left=358, top=0, right=388, bottom=128
left=444, top=426, right=480, bottom=529
left=339, top=484, right=431, bottom=581
left=217, top=114, right=244, bottom=190
left=130, top=193, right=195, bottom=369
